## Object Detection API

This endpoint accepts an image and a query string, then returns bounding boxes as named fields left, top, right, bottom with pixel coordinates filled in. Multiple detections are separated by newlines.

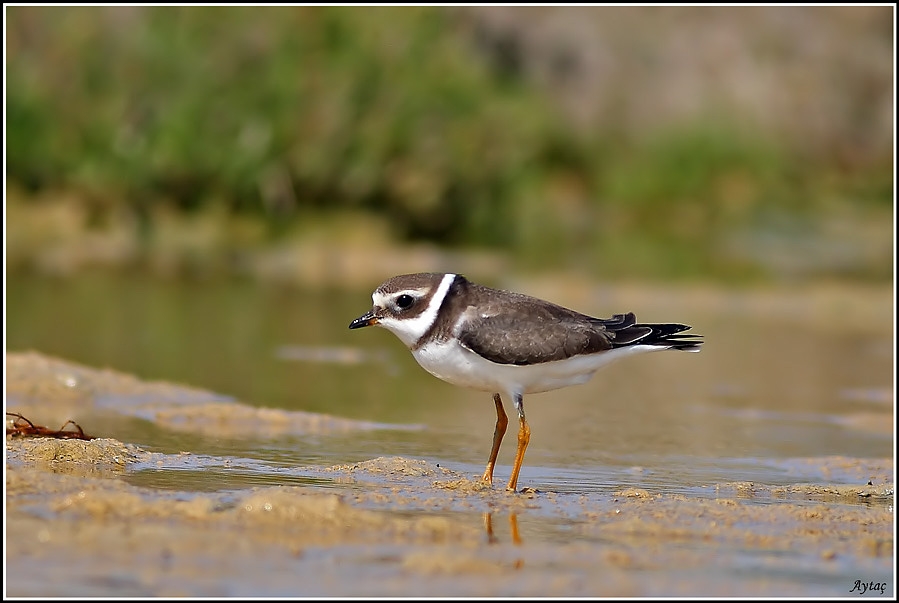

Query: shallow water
left=6, top=272, right=892, bottom=486
left=5, top=272, right=895, bottom=596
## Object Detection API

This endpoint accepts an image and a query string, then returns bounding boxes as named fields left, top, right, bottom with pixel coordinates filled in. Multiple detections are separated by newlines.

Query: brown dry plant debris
left=6, top=412, right=94, bottom=440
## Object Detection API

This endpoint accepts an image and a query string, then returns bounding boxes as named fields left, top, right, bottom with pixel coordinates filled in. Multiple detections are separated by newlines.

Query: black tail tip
left=667, top=333, right=703, bottom=351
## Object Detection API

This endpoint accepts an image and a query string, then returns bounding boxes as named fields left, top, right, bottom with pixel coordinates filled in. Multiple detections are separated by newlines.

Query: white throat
left=376, top=273, right=456, bottom=348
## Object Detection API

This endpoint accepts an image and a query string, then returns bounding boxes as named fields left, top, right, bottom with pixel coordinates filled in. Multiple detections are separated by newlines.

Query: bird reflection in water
left=484, top=512, right=524, bottom=568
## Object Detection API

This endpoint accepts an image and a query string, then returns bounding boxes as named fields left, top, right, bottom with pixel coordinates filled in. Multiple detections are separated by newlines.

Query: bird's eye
left=395, top=294, right=415, bottom=310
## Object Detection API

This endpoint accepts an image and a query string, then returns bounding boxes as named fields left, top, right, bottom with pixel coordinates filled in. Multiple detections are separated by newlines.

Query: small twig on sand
left=6, top=412, right=94, bottom=440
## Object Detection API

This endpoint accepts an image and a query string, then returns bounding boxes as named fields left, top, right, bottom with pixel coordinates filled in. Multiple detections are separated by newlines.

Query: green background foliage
left=5, top=6, right=893, bottom=282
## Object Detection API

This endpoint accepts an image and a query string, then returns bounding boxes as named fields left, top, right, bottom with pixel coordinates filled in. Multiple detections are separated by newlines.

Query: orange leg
left=506, top=394, right=530, bottom=492
left=481, top=393, right=508, bottom=484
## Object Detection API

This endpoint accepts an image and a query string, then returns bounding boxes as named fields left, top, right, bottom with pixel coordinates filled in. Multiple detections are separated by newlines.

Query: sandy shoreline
left=5, top=351, right=894, bottom=597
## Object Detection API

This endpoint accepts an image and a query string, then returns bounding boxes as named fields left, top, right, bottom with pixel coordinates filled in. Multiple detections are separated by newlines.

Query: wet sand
left=5, top=351, right=894, bottom=597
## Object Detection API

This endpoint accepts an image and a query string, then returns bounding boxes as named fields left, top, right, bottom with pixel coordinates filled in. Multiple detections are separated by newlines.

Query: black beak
left=349, top=310, right=378, bottom=329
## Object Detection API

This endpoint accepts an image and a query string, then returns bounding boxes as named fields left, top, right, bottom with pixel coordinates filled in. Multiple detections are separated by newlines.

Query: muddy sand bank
left=5, top=351, right=894, bottom=597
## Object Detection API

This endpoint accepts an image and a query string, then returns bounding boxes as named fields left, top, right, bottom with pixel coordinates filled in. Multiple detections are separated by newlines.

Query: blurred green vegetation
left=5, top=6, right=894, bottom=283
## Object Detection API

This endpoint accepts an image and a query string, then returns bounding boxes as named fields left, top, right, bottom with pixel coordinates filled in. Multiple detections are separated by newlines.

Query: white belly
left=411, top=339, right=663, bottom=397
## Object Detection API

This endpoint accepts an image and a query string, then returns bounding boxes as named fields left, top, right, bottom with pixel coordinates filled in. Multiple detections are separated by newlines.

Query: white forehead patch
left=372, top=288, right=426, bottom=308
left=375, top=273, right=456, bottom=348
